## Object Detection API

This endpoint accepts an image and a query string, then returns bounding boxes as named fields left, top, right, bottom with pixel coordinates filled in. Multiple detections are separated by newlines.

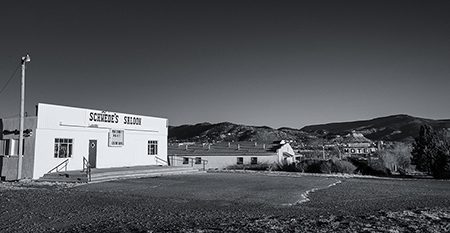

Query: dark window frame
left=237, top=157, right=244, bottom=165
left=183, top=157, right=189, bottom=164
left=54, top=138, right=73, bottom=158
left=148, top=140, right=158, bottom=155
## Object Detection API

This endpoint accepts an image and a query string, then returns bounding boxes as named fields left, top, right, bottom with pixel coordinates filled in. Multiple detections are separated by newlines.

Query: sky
left=1, top=0, right=449, bottom=129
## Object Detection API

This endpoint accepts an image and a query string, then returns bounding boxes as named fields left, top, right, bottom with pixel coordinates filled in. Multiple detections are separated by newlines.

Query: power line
left=0, top=63, right=21, bottom=95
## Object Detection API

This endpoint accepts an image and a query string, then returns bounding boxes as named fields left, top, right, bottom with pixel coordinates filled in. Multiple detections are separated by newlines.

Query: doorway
left=88, top=140, right=97, bottom=168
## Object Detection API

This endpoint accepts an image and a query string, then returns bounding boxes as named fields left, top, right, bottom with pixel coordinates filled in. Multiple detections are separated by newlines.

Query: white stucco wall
left=170, top=154, right=278, bottom=170
left=277, top=143, right=296, bottom=163
left=32, top=103, right=167, bottom=179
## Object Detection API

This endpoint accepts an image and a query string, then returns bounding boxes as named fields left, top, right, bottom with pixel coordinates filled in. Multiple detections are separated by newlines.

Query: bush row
left=225, top=157, right=393, bottom=177
left=272, top=158, right=354, bottom=174
left=273, top=157, right=391, bottom=176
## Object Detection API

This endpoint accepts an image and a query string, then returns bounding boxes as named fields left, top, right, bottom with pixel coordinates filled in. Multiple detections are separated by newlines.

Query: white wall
left=277, top=143, right=296, bottom=163
left=170, top=154, right=278, bottom=170
left=32, top=103, right=167, bottom=179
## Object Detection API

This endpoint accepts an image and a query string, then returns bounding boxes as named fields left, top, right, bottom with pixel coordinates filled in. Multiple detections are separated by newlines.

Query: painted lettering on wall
left=88, top=112, right=143, bottom=126
left=124, top=116, right=142, bottom=125
left=89, top=112, right=119, bottom=123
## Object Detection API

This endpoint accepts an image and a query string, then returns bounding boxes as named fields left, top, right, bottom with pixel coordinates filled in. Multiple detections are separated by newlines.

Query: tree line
left=411, top=125, right=450, bottom=179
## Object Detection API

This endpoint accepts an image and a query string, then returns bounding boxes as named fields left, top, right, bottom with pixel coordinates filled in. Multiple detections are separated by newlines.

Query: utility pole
left=18, top=54, right=30, bottom=180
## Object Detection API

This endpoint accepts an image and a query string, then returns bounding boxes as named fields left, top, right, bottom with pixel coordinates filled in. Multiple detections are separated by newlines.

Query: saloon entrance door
left=88, top=140, right=97, bottom=168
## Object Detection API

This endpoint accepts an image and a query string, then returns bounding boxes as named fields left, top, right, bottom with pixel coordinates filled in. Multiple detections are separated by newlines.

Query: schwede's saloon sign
left=88, top=112, right=142, bottom=125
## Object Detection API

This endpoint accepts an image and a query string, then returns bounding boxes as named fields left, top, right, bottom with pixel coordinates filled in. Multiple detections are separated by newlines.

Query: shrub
left=376, top=142, right=412, bottom=174
left=348, top=157, right=391, bottom=176
left=319, top=158, right=356, bottom=174
left=246, top=163, right=270, bottom=171
left=225, top=164, right=245, bottom=170
left=273, top=158, right=356, bottom=174
left=273, top=160, right=302, bottom=172
left=332, top=158, right=357, bottom=174
left=225, top=163, right=270, bottom=171
left=320, top=161, right=332, bottom=174
left=303, top=160, right=322, bottom=173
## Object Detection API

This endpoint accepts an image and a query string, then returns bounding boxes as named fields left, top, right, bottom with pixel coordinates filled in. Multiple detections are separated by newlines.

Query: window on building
left=251, top=157, right=257, bottom=164
left=183, top=157, right=189, bottom=164
left=195, top=157, right=202, bottom=164
left=148, top=140, right=158, bottom=155
left=237, top=157, right=243, bottom=165
left=54, top=138, right=73, bottom=158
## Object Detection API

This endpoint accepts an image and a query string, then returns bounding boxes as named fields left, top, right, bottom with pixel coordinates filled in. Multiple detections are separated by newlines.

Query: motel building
left=0, top=103, right=168, bottom=181
left=168, top=140, right=298, bottom=170
left=342, top=142, right=377, bottom=156
left=341, top=131, right=377, bottom=157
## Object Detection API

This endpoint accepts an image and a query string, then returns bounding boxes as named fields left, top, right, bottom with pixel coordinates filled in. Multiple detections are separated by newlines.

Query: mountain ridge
left=169, top=114, right=450, bottom=142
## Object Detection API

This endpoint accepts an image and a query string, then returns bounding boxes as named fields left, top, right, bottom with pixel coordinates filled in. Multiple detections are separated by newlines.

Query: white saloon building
left=0, top=103, right=168, bottom=180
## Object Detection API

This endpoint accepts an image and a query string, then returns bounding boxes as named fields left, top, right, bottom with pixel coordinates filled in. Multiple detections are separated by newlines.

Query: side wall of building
left=170, top=154, right=278, bottom=170
left=0, top=116, right=37, bottom=180
left=277, top=143, right=296, bottom=163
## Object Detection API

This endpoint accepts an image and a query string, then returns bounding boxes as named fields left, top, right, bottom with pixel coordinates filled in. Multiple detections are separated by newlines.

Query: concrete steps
left=39, top=171, right=89, bottom=183
left=38, top=166, right=203, bottom=183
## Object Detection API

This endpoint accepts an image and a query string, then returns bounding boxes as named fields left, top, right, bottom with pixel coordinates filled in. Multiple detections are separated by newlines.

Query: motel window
left=237, top=157, right=243, bottom=165
left=54, top=138, right=73, bottom=158
left=195, top=157, right=202, bottom=164
left=183, top=157, right=189, bottom=164
left=148, top=140, right=158, bottom=155
left=251, top=157, right=257, bottom=165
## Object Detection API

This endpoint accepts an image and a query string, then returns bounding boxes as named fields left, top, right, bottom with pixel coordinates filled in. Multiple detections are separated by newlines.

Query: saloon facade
left=0, top=103, right=168, bottom=180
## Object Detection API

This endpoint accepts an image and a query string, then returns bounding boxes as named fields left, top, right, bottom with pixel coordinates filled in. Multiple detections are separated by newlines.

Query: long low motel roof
left=168, top=141, right=286, bottom=156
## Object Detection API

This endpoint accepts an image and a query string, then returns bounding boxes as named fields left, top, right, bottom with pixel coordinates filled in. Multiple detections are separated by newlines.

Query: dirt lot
left=1, top=172, right=450, bottom=232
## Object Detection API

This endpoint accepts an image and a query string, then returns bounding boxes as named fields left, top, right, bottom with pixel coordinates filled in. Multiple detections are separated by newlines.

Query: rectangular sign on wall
left=109, top=129, right=124, bottom=147
left=343, top=147, right=376, bottom=154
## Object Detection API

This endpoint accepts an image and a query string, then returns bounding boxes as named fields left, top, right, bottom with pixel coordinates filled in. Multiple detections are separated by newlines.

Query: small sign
left=109, top=129, right=124, bottom=147
left=343, top=147, right=376, bottom=154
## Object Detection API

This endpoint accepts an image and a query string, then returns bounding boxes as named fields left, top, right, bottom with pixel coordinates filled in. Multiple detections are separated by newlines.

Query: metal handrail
left=47, top=159, right=69, bottom=174
left=83, top=157, right=91, bottom=182
left=155, top=155, right=168, bottom=165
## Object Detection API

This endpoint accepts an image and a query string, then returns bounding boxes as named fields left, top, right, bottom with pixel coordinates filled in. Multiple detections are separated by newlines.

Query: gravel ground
left=1, top=172, right=450, bottom=232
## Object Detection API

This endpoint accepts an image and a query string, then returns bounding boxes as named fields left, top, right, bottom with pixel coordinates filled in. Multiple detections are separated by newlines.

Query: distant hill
left=169, top=115, right=450, bottom=143
left=301, top=114, right=450, bottom=142
left=169, top=122, right=308, bottom=142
